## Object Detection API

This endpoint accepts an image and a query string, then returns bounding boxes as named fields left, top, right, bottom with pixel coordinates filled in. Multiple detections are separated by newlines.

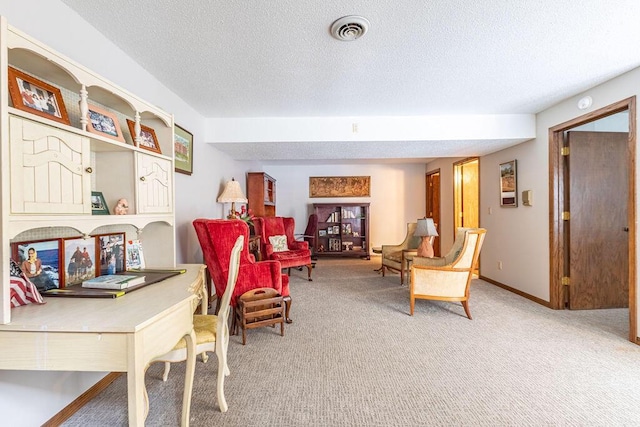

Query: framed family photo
left=174, top=124, right=194, bottom=175
left=500, top=160, right=517, bottom=207
left=86, top=104, right=126, bottom=143
left=63, top=236, right=96, bottom=286
left=11, top=238, right=61, bottom=290
left=7, top=66, right=70, bottom=125
left=127, top=119, right=161, bottom=154
left=95, top=233, right=126, bottom=276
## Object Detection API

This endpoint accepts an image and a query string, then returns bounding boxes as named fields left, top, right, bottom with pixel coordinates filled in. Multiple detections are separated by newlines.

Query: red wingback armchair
left=193, top=219, right=292, bottom=323
left=253, top=216, right=313, bottom=281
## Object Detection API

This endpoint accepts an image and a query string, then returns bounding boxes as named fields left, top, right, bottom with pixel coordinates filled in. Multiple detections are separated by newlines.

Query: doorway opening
left=453, top=158, right=479, bottom=230
left=549, top=97, right=637, bottom=343
left=426, top=169, right=441, bottom=256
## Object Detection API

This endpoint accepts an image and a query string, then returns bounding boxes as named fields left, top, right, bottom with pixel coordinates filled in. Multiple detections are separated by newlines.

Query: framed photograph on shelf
left=500, top=160, right=517, bottom=207
left=11, top=238, right=61, bottom=290
left=95, top=233, right=126, bottom=276
left=7, top=66, right=70, bottom=125
left=318, top=229, right=327, bottom=237
left=174, top=124, right=194, bottom=175
left=126, top=119, right=161, bottom=154
left=85, top=104, right=126, bottom=143
left=332, top=225, right=340, bottom=235
left=63, top=236, right=96, bottom=286
left=91, top=191, right=110, bottom=215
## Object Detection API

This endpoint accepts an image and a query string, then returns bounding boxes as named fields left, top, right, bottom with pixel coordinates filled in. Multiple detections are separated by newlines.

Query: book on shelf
left=82, top=274, right=146, bottom=290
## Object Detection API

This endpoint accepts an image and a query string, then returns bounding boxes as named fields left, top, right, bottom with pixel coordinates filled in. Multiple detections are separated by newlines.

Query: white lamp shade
left=414, top=218, right=438, bottom=237
left=217, top=179, right=247, bottom=203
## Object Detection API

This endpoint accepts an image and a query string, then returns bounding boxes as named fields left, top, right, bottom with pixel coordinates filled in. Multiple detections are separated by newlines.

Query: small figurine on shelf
left=114, top=198, right=129, bottom=215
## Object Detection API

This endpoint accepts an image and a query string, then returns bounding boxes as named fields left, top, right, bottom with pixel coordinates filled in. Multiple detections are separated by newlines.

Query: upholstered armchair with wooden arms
left=381, top=222, right=422, bottom=284
left=193, top=219, right=292, bottom=323
left=153, top=235, right=243, bottom=413
left=253, top=216, right=313, bottom=281
left=410, top=228, right=486, bottom=319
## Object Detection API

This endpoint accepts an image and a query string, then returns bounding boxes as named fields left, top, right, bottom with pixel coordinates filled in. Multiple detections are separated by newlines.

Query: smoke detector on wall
left=330, top=16, right=370, bottom=41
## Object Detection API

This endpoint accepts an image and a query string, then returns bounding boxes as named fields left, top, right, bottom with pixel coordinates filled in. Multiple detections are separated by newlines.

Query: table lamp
left=217, top=178, right=248, bottom=219
left=414, top=218, right=438, bottom=258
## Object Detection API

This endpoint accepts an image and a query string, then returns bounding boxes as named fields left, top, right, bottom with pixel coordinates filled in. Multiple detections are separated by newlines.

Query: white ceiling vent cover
left=330, top=16, right=370, bottom=41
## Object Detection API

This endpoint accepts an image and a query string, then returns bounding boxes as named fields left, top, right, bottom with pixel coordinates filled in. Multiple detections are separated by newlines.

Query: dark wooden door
left=426, top=171, right=441, bottom=256
left=568, top=131, right=628, bottom=309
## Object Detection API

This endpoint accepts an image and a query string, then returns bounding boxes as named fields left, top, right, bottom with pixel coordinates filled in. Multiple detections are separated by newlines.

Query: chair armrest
left=288, top=240, right=308, bottom=251
left=381, top=244, right=406, bottom=256
left=265, top=243, right=275, bottom=258
left=412, top=256, right=448, bottom=267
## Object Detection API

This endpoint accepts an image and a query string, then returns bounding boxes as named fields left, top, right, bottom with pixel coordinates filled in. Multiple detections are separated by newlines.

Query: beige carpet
left=63, top=258, right=640, bottom=426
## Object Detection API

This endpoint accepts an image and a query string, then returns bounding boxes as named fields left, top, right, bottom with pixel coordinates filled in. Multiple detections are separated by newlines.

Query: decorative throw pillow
left=269, top=235, right=289, bottom=252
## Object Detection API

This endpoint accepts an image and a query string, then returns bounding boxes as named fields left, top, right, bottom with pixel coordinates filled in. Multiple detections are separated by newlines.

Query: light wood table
left=0, top=264, right=206, bottom=426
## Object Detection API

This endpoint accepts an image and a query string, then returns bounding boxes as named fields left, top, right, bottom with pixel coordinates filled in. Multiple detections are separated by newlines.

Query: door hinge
left=561, top=276, right=570, bottom=286
left=561, top=147, right=570, bottom=156
left=562, top=211, right=570, bottom=220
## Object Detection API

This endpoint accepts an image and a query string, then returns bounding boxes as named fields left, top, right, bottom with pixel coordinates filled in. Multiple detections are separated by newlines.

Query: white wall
left=479, top=67, right=640, bottom=334
left=263, top=163, right=427, bottom=248
left=0, top=1, right=246, bottom=425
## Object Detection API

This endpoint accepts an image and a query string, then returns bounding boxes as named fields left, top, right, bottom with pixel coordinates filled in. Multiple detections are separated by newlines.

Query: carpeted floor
left=63, top=258, right=640, bottom=426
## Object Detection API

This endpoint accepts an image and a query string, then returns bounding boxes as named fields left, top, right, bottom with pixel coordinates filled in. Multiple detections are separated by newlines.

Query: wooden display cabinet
left=247, top=172, right=276, bottom=217
left=313, top=203, right=370, bottom=259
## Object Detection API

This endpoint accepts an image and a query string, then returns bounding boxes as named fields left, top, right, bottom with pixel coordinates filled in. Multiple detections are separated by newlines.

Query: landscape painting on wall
left=309, top=176, right=371, bottom=198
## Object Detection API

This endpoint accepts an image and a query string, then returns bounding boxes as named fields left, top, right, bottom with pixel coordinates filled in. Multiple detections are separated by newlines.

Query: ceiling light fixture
left=330, top=15, right=370, bottom=41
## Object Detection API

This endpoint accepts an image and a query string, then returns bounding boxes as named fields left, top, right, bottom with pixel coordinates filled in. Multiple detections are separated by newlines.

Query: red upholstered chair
left=253, top=216, right=313, bottom=281
left=193, top=219, right=292, bottom=323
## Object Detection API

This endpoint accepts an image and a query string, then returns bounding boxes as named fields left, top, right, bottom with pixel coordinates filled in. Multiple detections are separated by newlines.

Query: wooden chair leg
left=462, top=301, right=472, bottom=320
left=283, top=295, right=292, bottom=324
left=306, top=264, right=313, bottom=281
left=410, top=295, right=414, bottom=316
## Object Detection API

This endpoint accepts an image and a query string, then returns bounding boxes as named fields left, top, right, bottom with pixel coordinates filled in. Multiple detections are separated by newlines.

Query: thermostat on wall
left=522, top=190, right=533, bottom=206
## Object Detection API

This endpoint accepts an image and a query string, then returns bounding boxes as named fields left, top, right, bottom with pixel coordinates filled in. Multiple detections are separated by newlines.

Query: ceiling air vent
left=330, top=16, right=370, bottom=41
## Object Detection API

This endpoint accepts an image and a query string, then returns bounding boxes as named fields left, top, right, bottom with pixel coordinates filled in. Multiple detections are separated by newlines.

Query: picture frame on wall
left=91, top=191, right=110, bottom=215
left=309, top=176, right=371, bottom=198
left=500, top=160, right=517, bottom=207
left=126, top=119, right=161, bottom=154
left=11, top=238, right=61, bottom=290
left=63, top=236, right=97, bottom=286
left=85, top=103, right=126, bottom=143
left=95, top=233, right=126, bottom=276
left=7, top=66, right=70, bottom=125
left=174, top=124, right=194, bottom=175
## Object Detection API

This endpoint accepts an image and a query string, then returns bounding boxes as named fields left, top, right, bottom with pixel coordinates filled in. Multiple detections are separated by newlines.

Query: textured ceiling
left=59, top=0, right=640, bottom=161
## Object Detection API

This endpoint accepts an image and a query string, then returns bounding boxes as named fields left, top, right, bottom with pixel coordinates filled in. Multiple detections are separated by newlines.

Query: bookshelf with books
left=313, top=203, right=370, bottom=259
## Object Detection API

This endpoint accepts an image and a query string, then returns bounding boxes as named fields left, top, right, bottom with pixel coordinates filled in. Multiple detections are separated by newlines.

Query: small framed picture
left=7, top=66, right=70, bottom=125
left=500, top=160, right=518, bottom=207
left=332, top=225, right=340, bottom=235
left=11, top=238, right=61, bottom=290
left=85, top=104, right=126, bottom=143
left=91, top=191, right=110, bottom=215
left=127, top=119, right=161, bottom=154
left=318, top=229, right=327, bottom=237
left=174, top=124, right=194, bottom=175
left=95, top=233, right=126, bottom=276
left=126, top=239, right=145, bottom=270
left=63, top=237, right=97, bottom=286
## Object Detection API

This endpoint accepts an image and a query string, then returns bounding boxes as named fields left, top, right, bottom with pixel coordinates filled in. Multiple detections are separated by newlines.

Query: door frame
left=548, top=96, right=637, bottom=343
left=426, top=169, right=441, bottom=256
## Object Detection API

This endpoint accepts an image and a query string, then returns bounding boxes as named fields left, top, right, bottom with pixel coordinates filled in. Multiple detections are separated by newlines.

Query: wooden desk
left=0, top=264, right=206, bottom=426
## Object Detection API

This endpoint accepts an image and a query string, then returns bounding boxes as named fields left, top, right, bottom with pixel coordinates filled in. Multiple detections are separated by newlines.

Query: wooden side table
left=401, top=249, right=417, bottom=285
left=248, top=235, right=262, bottom=261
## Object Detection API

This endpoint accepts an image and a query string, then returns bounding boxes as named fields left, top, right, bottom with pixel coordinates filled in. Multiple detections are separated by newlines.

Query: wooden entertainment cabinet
left=247, top=172, right=276, bottom=217
left=313, top=203, right=370, bottom=259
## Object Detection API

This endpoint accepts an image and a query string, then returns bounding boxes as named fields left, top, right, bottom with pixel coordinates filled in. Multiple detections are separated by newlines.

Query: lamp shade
left=217, top=178, right=247, bottom=203
left=414, top=218, right=438, bottom=237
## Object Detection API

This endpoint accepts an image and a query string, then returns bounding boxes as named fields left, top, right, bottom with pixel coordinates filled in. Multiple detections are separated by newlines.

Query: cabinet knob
left=85, top=167, right=93, bottom=173
left=140, top=176, right=146, bottom=181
